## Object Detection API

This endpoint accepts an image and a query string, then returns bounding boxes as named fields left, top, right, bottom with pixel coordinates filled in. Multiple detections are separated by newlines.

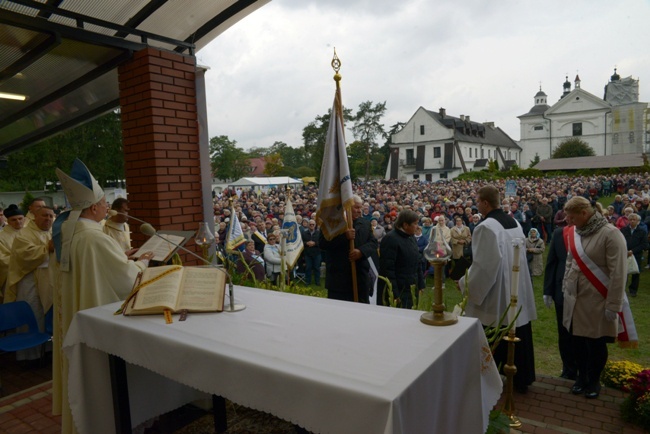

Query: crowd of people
left=0, top=169, right=646, bottom=424
left=211, top=173, right=646, bottom=398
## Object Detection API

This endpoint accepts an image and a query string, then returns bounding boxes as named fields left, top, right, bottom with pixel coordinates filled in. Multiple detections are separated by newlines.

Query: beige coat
left=525, top=237, right=545, bottom=276
left=450, top=225, right=471, bottom=259
left=562, top=224, right=627, bottom=339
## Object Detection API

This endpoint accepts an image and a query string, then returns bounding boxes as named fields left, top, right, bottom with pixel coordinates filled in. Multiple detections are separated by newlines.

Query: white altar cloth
left=64, top=286, right=502, bottom=434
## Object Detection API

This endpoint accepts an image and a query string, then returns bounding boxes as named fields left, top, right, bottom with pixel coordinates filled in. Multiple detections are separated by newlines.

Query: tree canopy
left=551, top=138, right=596, bottom=159
left=209, top=135, right=251, bottom=181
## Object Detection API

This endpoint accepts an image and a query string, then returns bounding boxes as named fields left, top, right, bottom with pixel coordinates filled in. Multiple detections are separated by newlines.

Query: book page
left=135, top=234, right=186, bottom=262
left=132, top=265, right=184, bottom=310
left=177, top=267, right=225, bottom=311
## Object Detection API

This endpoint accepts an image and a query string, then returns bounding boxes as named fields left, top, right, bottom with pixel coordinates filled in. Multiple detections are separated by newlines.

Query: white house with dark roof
left=519, top=70, right=648, bottom=167
left=385, top=107, right=521, bottom=181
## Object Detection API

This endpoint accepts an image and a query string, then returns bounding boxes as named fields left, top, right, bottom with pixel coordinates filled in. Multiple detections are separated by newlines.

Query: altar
left=63, top=286, right=502, bottom=433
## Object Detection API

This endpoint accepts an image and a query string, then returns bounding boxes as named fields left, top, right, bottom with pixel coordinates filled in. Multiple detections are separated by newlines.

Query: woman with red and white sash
left=562, top=197, right=627, bottom=399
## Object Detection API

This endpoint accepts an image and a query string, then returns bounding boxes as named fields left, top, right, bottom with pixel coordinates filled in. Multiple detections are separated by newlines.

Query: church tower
left=561, top=75, right=571, bottom=99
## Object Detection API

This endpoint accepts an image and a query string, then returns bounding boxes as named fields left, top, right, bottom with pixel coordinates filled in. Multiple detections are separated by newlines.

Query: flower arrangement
left=621, top=369, right=650, bottom=431
left=601, top=360, right=645, bottom=390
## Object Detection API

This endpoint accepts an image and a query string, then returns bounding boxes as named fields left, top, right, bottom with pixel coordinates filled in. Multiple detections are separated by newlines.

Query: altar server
left=459, top=185, right=537, bottom=393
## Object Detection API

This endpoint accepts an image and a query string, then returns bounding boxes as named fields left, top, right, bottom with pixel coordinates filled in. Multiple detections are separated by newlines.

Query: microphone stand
left=133, top=217, right=246, bottom=312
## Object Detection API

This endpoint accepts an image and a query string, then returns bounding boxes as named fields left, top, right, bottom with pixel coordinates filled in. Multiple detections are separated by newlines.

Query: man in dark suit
left=621, top=213, right=649, bottom=297
left=319, top=196, right=377, bottom=303
left=250, top=221, right=267, bottom=253
left=543, top=226, right=577, bottom=380
left=301, top=219, right=322, bottom=285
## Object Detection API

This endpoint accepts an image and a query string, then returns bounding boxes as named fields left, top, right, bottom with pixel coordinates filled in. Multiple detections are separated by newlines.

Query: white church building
left=518, top=69, right=649, bottom=166
left=385, top=107, right=521, bottom=181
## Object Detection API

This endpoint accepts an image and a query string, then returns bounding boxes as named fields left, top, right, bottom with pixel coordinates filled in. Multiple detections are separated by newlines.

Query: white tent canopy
left=228, top=177, right=303, bottom=188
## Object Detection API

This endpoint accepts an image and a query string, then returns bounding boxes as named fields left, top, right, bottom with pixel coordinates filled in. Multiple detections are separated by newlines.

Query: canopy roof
left=0, top=0, right=270, bottom=155
left=534, top=153, right=645, bottom=171
left=228, top=177, right=303, bottom=187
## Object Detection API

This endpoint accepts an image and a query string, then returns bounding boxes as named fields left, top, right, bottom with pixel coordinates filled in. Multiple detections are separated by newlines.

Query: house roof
left=0, top=0, right=269, bottom=155
left=425, top=109, right=521, bottom=149
left=534, top=153, right=645, bottom=171
left=248, top=157, right=267, bottom=176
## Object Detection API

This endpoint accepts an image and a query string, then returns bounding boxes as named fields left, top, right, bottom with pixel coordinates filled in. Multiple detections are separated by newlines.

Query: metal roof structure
left=0, top=0, right=270, bottom=155
left=533, top=153, right=646, bottom=171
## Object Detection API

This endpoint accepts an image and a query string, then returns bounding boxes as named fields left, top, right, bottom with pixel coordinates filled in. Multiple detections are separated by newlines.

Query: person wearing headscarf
left=51, top=159, right=154, bottom=434
left=525, top=228, right=545, bottom=277
left=370, top=217, right=386, bottom=242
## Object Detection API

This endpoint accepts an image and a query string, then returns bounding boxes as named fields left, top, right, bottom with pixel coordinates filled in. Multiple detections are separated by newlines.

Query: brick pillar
left=118, top=47, right=204, bottom=265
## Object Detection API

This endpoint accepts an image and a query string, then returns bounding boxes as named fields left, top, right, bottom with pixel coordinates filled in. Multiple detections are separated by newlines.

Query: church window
left=433, top=147, right=441, bottom=158
left=629, top=132, right=635, bottom=144
left=420, top=125, right=425, bottom=135
left=534, top=125, right=543, bottom=131
left=469, top=148, right=473, bottom=158
left=613, top=133, right=619, bottom=145
left=572, top=123, right=582, bottom=136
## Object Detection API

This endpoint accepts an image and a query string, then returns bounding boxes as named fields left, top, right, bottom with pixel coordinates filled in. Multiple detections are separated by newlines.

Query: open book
left=122, top=265, right=227, bottom=315
left=134, top=233, right=186, bottom=262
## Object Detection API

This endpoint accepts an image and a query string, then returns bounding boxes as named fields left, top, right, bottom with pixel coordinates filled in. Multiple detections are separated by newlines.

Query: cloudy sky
left=196, top=0, right=650, bottom=151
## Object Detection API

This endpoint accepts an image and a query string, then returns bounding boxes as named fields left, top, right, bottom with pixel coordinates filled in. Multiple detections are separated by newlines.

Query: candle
left=508, top=239, right=521, bottom=326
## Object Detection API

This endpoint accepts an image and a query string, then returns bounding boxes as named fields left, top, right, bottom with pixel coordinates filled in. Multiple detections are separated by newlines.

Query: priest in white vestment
left=4, top=207, right=54, bottom=360
left=0, top=205, right=24, bottom=302
left=52, top=159, right=154, bottom=434
left=459, top=185, right=537, bottom=393
left=24, top=197, right=46, bottom=222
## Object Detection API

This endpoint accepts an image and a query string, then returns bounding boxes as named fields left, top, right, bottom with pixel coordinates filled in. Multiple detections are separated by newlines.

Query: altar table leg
left=212, top=395, right=227, bottom=433
left=108, top=354, right=132, bottom=434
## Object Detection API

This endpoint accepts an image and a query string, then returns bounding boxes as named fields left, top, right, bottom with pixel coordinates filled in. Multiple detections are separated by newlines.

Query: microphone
left=140, top=222, right=245, bottom=312
left=108, top=210, right=149, bottom=225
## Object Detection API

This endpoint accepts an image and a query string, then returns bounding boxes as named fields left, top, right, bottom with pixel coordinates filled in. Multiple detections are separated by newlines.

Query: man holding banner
left=316, top=51, right=377, bottom=303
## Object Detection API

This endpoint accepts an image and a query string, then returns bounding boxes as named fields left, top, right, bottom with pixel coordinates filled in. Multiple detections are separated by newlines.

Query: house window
left=629, top=132, right=635, bottom=144
left=613, top=133, right=619, bottom=145
left=433, top=147, right=441, bottom=158
left=469, top=148, right=472, bottom=158
left=488, top=149, right=491, bottom=158
left=534, top=125, right=543, bottom=131
left=440, top=172, right=448, bottom=179
left=413, top=174, right=419, bottom=180
left=572, top=123, right=582, bottom=136
left=406, top=149, right=415, bottom=165
left=420, top=125, right=425, bottom=135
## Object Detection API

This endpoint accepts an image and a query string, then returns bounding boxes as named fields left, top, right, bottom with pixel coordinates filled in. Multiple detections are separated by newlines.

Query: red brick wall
left=118, top=47, right=203, bottom=265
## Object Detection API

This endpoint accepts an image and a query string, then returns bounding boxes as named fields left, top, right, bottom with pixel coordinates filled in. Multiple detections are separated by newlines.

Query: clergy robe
left=52, top=219, right=147, bottom=434
left=0, top=225, right=21, bottom=301
left=102, top=219, right=132, bottom=252
left=4, top=219, right=52, bottom=360
left=459, top=209, right=537, bottom=389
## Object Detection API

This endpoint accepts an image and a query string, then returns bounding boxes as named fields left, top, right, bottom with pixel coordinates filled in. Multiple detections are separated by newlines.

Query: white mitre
left=55, top=159, right=105, bottom=271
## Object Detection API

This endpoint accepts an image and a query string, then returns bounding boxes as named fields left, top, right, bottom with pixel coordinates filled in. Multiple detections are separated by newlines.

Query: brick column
left=118, top=47, right=204, bottom=265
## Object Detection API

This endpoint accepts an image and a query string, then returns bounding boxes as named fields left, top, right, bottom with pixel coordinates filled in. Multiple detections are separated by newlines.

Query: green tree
left=0, top=111, right=124, bottom=191
left=347, top=141, right=367, bottom=180
left=269, top=141, right=309, bottom=169
left=302, top=107, right=353, bottom=172
left=209, top=135, right=251, bottom=181
left=551, top=138, right=595, bottom=158
left=351, top=101, right=387, bottom=181
left=529, top=153, right=541, bottom=168
left=263, top=153, right=284, bottom=176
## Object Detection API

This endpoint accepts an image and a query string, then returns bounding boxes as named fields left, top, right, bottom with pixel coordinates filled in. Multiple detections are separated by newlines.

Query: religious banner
left=281, top=198, right=304, bottom=270
left=225, top=206, right=246, bottom=253
left=316, top=58, right=354, bottom=240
